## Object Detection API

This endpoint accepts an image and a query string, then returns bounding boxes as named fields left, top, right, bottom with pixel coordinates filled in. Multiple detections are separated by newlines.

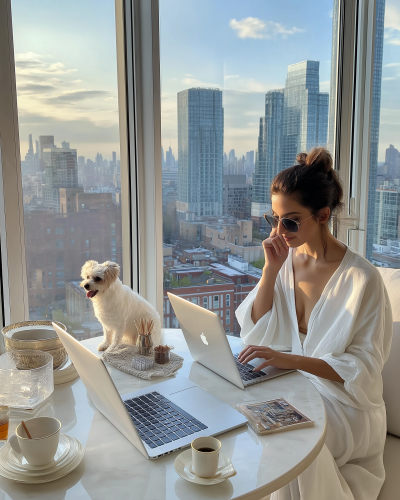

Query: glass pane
left=366, top=0, right=400, bottom=269
left=12, top=0, right=122, bottom=339
left=160, top=0, right=337, bottom=335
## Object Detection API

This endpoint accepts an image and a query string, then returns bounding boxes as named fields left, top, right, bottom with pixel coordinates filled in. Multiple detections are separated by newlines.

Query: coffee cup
left=191, top=436, right=221, bottom=478
left=8, top=417, right=61, bottom=466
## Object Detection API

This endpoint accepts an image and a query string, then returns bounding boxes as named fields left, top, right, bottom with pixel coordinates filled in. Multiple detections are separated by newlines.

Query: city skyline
left=10, top=0, right=400, bottom=162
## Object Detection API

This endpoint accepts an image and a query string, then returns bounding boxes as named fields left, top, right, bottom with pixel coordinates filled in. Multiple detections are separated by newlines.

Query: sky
left=11, top=0, right=400, bottom=162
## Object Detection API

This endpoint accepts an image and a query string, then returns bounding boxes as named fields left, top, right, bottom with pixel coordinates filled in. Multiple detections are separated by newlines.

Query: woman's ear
left=318, top=207, right=331, bottom=224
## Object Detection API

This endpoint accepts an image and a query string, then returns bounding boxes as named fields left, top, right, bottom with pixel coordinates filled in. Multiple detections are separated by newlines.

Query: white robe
left=235, top=246, right=393, bottom=500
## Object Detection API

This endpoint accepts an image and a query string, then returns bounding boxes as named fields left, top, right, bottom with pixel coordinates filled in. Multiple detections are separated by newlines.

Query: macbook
left=52, top=323, right=247, bottom=460
left=167, top=292, right=294, bottom=389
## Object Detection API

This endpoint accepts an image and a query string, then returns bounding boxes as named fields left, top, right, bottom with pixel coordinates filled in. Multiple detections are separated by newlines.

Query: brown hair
left=270, top=147, right=344, bottom=253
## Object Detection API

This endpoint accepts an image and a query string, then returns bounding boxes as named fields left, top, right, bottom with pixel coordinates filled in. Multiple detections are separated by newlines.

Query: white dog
left=80, top=260, right=161, bottom=351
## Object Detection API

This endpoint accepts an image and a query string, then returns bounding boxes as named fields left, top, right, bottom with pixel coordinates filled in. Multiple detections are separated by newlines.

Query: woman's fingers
left=252, top=359, right=275, bottom=371
left=238, top=345, right=266, bottom=362
left=241, top=349, right=274, bottom=365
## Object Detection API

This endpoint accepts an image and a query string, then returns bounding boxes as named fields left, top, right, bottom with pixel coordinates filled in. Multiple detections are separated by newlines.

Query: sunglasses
left=263, top=210, right=314, bottom=233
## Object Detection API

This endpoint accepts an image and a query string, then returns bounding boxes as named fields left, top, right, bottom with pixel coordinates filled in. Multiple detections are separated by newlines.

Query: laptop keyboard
left=233, top=354, right=265, bottom=382
left=124, top=391, right=208, bottom=449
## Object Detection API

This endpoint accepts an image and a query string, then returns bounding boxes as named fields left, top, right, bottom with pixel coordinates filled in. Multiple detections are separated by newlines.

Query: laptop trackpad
left=169, top=387, right=220, bottom=415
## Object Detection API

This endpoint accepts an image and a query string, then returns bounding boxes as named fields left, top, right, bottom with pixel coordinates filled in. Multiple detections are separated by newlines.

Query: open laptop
left=167, top=292, right=294, bottom=389
left=52, top=323, right=247, bottom=460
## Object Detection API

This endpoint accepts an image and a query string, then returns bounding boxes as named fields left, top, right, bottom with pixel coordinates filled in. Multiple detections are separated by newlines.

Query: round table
left=0, top=329, right=327, bottom=500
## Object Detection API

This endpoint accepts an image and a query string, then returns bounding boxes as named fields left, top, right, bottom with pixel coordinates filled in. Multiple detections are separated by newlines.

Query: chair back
left=379, top=268, right=400, bottom=437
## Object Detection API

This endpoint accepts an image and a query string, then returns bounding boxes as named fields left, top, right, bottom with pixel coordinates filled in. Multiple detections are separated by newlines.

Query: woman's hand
left=262, top=228, right=289, bottom=273
left=238, top=345, right=297, bottom=371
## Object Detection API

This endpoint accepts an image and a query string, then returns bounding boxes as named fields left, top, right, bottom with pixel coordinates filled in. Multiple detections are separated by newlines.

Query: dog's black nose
left=84, top=284, right=90, bottom=290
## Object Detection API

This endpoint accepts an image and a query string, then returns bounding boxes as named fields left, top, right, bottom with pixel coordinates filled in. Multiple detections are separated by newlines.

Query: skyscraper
left=327, top=0, right=340, bottom=154
left=43, top=145, right=79, bottom=212
left=366, top=0, right=386, bottom=261
left=281, top=60, right=329, bottom=171
left=251, top=60, right=328, bottom=229
left=39, top=136, right=55, bottom=171
left=251, top=90, right=284, bottom=225
left=177, top=88, right=223, bottom=217
left=374, top=179, right=400, bottom=243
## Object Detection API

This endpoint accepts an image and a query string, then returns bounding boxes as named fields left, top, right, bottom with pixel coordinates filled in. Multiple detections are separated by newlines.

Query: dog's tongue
left=86, top=290, right=96, bottom=298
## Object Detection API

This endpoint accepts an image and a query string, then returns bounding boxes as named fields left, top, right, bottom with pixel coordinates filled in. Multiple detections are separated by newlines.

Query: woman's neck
left=295, top=228, right=346, bottom=263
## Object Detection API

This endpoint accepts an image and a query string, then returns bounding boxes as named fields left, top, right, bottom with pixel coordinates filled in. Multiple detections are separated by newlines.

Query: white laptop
left=52, top=323, right=246, bottom=460
left=167, top=292, right=294, bottom=389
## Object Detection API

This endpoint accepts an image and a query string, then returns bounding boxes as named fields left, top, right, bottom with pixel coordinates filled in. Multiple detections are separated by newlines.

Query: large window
left=160, top=0, right=338, bottom=336
left=366, top=0, right=400, bottom=269
left=12, top=0, right=122, bottom=339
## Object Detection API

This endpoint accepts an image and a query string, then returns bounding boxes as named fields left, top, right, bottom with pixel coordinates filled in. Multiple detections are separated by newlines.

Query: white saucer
left=0, top=434, right=84, bottom=483
left=174, top=449, right=236, bottom=485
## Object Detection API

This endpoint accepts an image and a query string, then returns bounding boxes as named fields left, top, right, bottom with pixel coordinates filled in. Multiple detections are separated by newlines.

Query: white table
left=0, top=329, right=327, bottom=500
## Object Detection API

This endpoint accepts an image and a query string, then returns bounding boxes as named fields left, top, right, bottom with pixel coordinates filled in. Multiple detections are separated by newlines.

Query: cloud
left=15, top=52, right=78, bottom=76
left=45, top=90, right=111, bottom=104
left=17, top=82, right=56, bottom=94
left=224, top=75, right=240, bottom=79
left=384, top=4, right=400, bottom=45
left=383, top=77, right=396, bottom=81
left=229, top=17, right=304, bottom=39
left=182, top=77, right=221, bottom=88
left=328, top=9, right=333, bottom=19
left=384, top=62, right=400, bottom=67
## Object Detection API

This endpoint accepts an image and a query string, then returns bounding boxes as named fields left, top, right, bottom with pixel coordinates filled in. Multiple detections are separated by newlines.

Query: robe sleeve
left=235, top=271, right=292, bottom=348
left=319, top=271, right=393, bottom=408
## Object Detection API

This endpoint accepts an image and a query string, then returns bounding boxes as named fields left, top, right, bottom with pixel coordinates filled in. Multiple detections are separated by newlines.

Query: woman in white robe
left=236, top=148, right=393, bottom=500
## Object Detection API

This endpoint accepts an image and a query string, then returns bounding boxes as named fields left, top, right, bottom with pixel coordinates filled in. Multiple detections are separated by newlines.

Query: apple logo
left=200, top=333, right=209, bottom=345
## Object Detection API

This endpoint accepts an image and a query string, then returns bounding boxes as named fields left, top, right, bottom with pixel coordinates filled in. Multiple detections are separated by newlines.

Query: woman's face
left=270, top=193, right=328, bottom=248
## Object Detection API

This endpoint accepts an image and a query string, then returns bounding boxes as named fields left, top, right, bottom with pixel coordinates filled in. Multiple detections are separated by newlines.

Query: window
left=56, top=281, right=65, bottom=289
left=191, top=297, right=198, bottom=305
left=226, top=294, right=230, bottom=307
left=160, top=0, right=337, bottom=337
left=213, top=295, right=219, bottom=309
left=226, top=309, right=230, bottom=325
left=203, top=296, right=208, bottom=308
left=55, top=228, right=63, bottom=235
left=365, top=0, right=400, bottom=269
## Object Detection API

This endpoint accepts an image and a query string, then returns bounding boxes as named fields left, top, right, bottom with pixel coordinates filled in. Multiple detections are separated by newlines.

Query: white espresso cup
left=8, top=417, right=61, bottom=466
left=191, top=436, right=221, bottom=478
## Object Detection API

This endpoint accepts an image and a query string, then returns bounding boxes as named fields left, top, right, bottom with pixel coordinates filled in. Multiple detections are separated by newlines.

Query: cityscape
left=17, top=0, right=398, bottom=339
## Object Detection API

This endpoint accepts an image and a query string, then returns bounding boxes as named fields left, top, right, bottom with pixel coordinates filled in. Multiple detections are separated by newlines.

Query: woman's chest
left=292, top=260, right=341, bottom=329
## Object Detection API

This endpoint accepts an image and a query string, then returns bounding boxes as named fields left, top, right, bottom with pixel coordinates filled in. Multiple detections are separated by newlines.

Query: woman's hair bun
left=296, top=147, right=333, bottom=175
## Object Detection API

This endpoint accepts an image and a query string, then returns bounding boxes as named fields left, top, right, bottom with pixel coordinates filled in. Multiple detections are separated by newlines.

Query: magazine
left=235, top=398, right=314, bottom=435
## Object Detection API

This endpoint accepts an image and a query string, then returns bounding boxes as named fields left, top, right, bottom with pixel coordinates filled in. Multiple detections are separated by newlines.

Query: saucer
left=0, top=434, right=84, bottom=483
left=174, top=449, right=236, bottom=485
left=54, top=356, right=79, bottom=385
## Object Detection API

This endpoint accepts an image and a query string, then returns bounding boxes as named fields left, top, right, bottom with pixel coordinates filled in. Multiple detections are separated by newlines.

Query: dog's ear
left=81, top=260, right=98, bottom=279
left=103, top=261, right=120, bottom=283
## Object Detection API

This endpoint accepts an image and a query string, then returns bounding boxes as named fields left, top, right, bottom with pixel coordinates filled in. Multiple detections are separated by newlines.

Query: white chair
left=377, top=267, right=400, bottom=499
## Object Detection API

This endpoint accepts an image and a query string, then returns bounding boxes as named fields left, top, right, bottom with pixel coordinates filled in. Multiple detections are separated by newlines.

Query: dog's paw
left=97, top=341, right=110, bottom=351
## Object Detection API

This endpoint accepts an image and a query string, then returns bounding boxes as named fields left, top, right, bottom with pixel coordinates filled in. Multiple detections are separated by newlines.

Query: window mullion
left=0, top=0, right=29, bottom=329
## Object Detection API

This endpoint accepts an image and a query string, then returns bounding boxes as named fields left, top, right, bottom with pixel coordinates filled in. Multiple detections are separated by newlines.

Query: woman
left=236, top=147, right=393, bottom=500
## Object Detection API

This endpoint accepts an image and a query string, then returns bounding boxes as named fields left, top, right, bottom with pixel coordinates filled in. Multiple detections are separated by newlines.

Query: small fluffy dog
left=80, top=260, right=161, bottom=351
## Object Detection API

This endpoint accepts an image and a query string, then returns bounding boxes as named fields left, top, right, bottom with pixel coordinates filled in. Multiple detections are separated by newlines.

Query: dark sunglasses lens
left=282, top=218, right=299, bottom=233
left=264, top=214, right=278, bottom=227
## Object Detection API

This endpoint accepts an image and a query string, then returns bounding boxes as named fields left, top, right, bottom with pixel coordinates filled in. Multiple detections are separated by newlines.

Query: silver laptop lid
left=52, top=323, right=148, bottom=459
left=167, top=293, right=245, bottom=389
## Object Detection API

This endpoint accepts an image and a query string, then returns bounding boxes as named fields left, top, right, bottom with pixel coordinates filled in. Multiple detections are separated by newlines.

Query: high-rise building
left=38, top=136, right=55, bottom=171
left=61, top=141, right=70, bottom=149
left=327, top=0, right=340, bottom=154
left=177, top=88, right=223, bottom=218
left=374, top=179, right=400, bottom=243
left=252, top=90, right=284, bottom=226
left=385, top=145, right=400, bottom=170
left=281, top=60, right=329, bottom=171
left=366, top=0, right=386, bottom=261
left=43, top=146, right=79, bottom=212
left=223, top=174, right=252, bottom=219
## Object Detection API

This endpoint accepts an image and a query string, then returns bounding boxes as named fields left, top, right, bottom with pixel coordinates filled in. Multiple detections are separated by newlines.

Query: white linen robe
left=235, top=246, right=393, bottom=500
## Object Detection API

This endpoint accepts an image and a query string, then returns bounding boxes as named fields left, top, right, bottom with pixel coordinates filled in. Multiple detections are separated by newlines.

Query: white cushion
left=378, top=434, right=400, bottom=499
left=378, top=268, right=400, bottom=437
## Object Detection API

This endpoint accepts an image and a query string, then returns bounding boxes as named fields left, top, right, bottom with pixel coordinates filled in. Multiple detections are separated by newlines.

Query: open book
left=235, top=398, right=314, bottom=435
